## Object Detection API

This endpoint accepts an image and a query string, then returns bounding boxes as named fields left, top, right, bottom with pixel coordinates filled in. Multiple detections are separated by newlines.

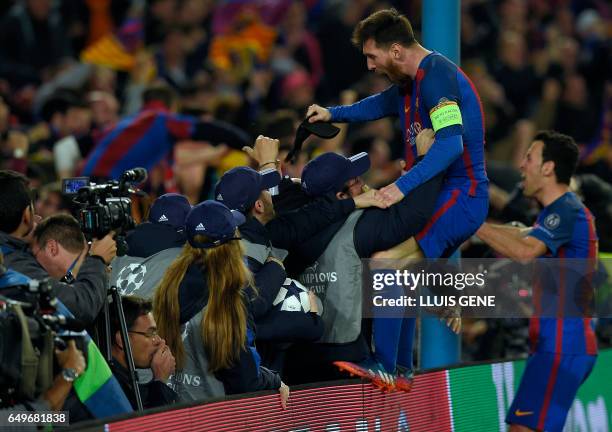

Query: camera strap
left=36, top=328, right=54, bottom=395
left=62, top=251, right=82, bottom=284
left=11, top=304, right=39, bottom=400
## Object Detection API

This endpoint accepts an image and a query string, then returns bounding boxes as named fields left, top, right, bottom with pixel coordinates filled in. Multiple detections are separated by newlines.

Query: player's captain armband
left=429, top=101, right=463, bottom=132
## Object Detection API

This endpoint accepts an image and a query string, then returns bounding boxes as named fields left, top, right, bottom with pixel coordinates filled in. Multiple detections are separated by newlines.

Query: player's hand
left=151, top=341, right=176, bottom=382
left=378, top=183, right=405, bottom=207
left=243, top=135, right=279, bottom=167
left=416, top=129, right=435, bottom=156
left=306, top=104, right=331, bottom=123
left=90, top=232, right=117, bottom=265
left=279, top=381, right=290, bottom=410
left=353, top=188, right=388, bottom=209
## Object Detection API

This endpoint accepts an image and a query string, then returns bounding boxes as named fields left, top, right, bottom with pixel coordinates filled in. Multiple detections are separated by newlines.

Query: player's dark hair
left=535, top=130, right=579, bottom=185
left=34, top=214, right=85, bottom=254
left=143, top=84, right=178, bottom=109
left=110, top=296, right=153, bottom=345
left=0, top=170, right=32, bottom=234
left=352, top=8, right=416, bottom=49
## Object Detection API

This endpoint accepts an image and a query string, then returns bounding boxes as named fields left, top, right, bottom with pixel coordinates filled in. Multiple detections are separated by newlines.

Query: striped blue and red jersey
left=328, top=52, right=488, bottom=197
left=527, top=192, right=598, bottom=355
left=82, top=109, right=196, bottom=179
left=82, top=108, right=250, bottom=179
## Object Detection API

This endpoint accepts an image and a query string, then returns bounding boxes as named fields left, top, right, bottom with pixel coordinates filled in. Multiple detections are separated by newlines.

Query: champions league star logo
left=544, top=213, right=561, bottom=230
left=116, top=263, right=147, bottom=295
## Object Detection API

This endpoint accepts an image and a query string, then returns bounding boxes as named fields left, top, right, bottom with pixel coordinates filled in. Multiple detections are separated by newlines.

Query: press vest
left=298, top=210, right=363, bottom=343
left=110, top=247, right=182, bottom=298
left=169, top=309, right=225, bottom=402
left=241, top=239, right=288, bottom=264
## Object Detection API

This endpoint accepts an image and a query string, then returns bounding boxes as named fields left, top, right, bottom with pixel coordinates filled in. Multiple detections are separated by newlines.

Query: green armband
left=429, top=102, right=463, bottom=132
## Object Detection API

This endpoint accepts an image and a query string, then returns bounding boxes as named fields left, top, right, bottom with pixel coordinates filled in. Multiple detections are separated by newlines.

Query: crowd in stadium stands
left=0, top=0, right=610, bottom=423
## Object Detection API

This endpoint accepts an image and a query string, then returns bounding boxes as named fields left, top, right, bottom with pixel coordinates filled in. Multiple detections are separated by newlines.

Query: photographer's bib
left=297, top=210, right=363, bottom=344
left=110, top=248, right=182, bottom=298
left=170, top=310, right=225, bottom=402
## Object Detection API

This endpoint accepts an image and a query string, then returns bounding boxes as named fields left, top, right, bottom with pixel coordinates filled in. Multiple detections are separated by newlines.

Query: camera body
left=62, top=168, right=147, bottom=241
left=0, top=269, right=81, bottom=407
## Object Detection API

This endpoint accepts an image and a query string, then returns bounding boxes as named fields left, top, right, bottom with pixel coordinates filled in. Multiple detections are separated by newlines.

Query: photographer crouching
left=0, top=170, right=116, bottom=326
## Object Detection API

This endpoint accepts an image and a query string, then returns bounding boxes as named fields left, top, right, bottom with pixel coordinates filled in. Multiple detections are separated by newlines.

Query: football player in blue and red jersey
left=477, top=130, right=598, bottom=432
left=307, top=8, right=488, bottom=260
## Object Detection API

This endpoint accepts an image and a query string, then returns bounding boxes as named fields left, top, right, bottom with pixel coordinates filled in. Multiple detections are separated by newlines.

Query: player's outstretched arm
left=476, top=222, right=547, bottom=262
left=315, top=85, right=399, bottom=124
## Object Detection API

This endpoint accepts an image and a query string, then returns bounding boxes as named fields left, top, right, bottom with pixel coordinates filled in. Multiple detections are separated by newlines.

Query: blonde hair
left=153, top=234, right=253, bottom=371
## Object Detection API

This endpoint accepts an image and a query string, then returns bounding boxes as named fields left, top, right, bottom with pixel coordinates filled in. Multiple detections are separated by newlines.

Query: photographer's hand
left=44, top=340, right=86, bottom=410
left=90, top=232, right=117, bottom=265
left=151, top=341, right=176, bottom=383
left=56, top=340, right=86, bottom=375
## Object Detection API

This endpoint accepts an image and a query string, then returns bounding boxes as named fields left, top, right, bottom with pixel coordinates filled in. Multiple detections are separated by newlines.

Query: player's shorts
left=415, top=188, right=488, bottom=258
left=506, top=352, right=597, bottom=432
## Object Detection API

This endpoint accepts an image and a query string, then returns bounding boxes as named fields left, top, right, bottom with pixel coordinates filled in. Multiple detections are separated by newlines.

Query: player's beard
left=384, top=58, right=409, bottom=85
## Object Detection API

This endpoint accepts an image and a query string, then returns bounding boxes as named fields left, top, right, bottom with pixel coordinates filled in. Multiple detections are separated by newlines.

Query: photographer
left=31, top=215, right=90, bottom=281
left=0, top=170, right=116, bottom=325
left=109, top=296, right=178, bottom=410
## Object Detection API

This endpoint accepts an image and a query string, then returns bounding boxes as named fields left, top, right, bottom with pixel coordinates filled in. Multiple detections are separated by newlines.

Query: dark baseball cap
left=214, top=166, right=281, bottom=213
left=185, top=200, right=245, bottom=249
left=301, top=152, right=370, bottom=197
left=285, top=118, right=340, bottom=163
left=149, top=193, right=192, bottom=230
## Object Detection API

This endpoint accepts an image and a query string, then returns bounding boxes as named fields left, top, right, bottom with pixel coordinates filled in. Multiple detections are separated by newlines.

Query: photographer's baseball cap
left=149, top=193, right=192, bottom=230
left=301, top=152, right=370, bottom=197
left=185, top=200, right=245, bottom=249
left=214, top=166, right=281, bottom=213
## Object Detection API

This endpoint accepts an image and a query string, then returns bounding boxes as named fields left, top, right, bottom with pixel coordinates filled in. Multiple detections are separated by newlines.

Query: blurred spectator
left=316, top=0, right=374, bottom=99
left=273, top=1, right=323, bottom=87
left=492, top=31, right=539, bottom=124
left=0, top=0, right=73, bottom=87
left=554, top=73, right=599, bottom=145
left=110, top=296, right=178, bottom=410
left=35, top=182, right=72, bottom=219
left=81, top=83, right=248, bottom=180
left=88, top=90, right=119, bottom=131
left=144, top=0, right=178, bottom=46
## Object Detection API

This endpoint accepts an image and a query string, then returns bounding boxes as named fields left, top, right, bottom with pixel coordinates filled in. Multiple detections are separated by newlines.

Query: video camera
left=0, top=265, right=85, bottom=407
left=62, top=168, right=148, bottom=255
